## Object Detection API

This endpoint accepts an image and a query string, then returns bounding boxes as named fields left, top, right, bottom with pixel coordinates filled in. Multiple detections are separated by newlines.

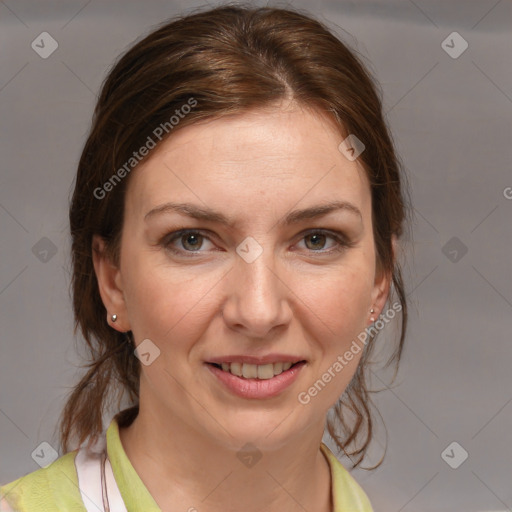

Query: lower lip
left=206, top=362, right=306, bottom=399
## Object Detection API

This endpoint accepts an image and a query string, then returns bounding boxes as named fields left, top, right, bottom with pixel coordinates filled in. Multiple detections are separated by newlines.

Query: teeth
left=230, top=362, right=243, bottom=377
left=216, top=362, right=297, bottom=379
left=257, top=363, right=274, bottom=379
left=242, top=363, right=258, bottom=379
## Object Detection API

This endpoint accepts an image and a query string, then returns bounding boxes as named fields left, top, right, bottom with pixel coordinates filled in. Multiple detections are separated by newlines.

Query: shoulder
left=0, top=451, right=86, bottom=512
left=320, top=443, right=374, bottom=512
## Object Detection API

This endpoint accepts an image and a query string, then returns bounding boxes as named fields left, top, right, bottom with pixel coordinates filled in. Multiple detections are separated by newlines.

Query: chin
left=206, top=409, right=313, bottom=452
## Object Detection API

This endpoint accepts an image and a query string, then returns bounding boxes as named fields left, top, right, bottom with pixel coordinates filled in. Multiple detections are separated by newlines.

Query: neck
left=118, top=402, right=333, bottom=512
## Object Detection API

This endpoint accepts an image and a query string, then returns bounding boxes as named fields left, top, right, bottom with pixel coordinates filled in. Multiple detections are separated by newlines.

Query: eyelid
left=161, top=228, right=217, bottom=256
left=161, top=227, right=354, bottom=257
left=294, top=228, right=356, bottom=253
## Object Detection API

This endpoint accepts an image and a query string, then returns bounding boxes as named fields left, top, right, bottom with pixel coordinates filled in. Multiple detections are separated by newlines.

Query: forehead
left=125, top=106, right=371, bottom=224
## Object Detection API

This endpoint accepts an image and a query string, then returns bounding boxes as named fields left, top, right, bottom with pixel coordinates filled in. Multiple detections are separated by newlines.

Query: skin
left=92, top=99, right=392, bottom=512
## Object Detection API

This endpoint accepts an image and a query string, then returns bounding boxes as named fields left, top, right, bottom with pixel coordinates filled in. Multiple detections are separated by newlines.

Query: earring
left=111, top=314, right=117, bottom=323
left=370, top=308, right=375, bottom=323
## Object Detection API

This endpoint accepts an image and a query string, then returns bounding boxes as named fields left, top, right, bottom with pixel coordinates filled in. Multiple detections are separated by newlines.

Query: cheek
left=121, top=235, right=375, bottom=349
left=295, top=270, right=371, bottom=407
left=295, top=261, right=374, bottom=338
left=121, top=251, right=221, bottom=347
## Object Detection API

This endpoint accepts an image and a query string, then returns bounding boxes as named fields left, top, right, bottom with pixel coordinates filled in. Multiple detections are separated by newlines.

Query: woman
left=1, top=4, right=408, bottom=511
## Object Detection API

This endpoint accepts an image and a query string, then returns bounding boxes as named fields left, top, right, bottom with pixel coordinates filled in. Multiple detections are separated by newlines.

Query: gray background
left=1, top=1, right=511, bottom=511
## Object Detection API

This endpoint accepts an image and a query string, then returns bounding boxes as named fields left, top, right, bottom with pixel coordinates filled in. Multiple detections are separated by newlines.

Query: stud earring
left=370, top=308, right=375, bottom=323
left=111, top=314, right=117, bottom=323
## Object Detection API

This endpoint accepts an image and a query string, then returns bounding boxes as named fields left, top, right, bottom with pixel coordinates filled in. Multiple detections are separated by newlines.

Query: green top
left=1, top=417, right=373, bottom=511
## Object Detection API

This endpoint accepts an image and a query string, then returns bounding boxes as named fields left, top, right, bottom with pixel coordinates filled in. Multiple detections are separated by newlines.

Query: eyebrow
left=144, top=200, right=362, bottom=227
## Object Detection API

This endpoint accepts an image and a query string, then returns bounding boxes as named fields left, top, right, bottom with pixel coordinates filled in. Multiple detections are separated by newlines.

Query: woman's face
left=95, top=102, right=390, bottom=450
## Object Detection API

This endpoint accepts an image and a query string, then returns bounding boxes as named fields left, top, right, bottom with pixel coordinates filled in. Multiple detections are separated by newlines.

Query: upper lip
left=207, top=354, right=306, bottom=365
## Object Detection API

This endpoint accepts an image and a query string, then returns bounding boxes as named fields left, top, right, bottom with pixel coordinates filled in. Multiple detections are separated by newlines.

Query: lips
left=206, top=360, right=307, bottom=399
left=206, top=354, right=305, bottom=365
left=206, top=354, right=306, bottom=380
left=209, top=361, right=303, bottom=380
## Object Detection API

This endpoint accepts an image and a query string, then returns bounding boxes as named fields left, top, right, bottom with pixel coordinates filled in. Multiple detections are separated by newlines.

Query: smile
left=206, top=360, right=307, bottom=399
left=210, top=361, right=300, bottom=380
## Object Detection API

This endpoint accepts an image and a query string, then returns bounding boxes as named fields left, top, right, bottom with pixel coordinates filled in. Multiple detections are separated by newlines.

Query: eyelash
left=161, top=228, right=354, bottom=258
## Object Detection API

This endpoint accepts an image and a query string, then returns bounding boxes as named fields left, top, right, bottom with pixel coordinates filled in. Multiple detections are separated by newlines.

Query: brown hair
left=60, top=3, right=409, bottom=469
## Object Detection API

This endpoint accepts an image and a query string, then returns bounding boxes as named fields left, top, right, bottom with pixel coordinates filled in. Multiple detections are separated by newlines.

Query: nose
left=221, top=246, right=292, bottom=339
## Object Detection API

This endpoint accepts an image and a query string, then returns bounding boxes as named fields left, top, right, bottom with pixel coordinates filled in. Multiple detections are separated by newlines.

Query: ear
left=92, top=234, right=131, bottom=333
left=367, top=235, right=397, bottom=325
